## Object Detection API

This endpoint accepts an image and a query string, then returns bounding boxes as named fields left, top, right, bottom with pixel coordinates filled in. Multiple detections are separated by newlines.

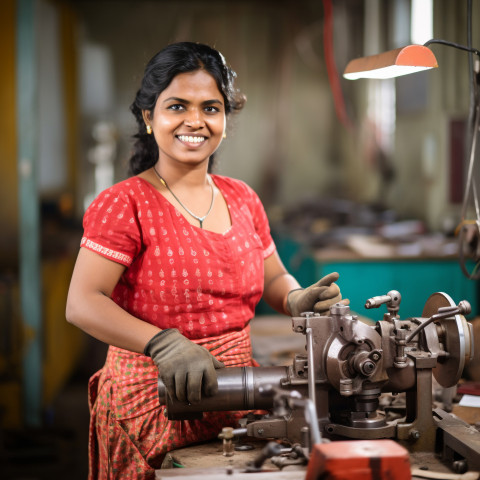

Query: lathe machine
left=158, top=291, right=479, bottom=475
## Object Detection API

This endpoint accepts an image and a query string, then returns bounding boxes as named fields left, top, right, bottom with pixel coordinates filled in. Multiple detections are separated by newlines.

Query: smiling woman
left=142, top=70, right=226, bottom=170
left=65, top=41, right=346, bottom=480
left=129, top=42, right=244, bottom=176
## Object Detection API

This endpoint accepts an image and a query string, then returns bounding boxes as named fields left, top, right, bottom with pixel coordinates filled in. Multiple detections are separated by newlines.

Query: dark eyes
left=166, top=104, right=221, bottom=113
left=167, top=104, right=185, bottom=111
left=204, top=106, right=221, bottom=113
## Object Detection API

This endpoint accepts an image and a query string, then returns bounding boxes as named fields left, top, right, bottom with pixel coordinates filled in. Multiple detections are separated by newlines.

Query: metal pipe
left=158, top=366, right=289, bottom=420
left=17, top=0, right=43, bottom=428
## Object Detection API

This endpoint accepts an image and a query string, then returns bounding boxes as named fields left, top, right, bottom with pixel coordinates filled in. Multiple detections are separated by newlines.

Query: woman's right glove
left=144, top=329, right=224, bottom=405
left=286, top=272, right=345, bottom=317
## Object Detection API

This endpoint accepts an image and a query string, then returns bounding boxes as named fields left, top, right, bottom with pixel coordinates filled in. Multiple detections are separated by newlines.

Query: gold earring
left=223, top=132, right=227, bottom=139
left=146, top=125, right=152, bottom=135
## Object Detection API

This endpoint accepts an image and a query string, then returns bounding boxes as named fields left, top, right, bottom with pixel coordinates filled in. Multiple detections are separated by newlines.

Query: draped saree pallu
left=88, top=326, right=257, bottom=479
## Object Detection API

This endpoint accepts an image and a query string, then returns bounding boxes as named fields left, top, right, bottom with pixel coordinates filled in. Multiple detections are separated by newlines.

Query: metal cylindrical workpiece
left=158, top=366, right=289, bottom=419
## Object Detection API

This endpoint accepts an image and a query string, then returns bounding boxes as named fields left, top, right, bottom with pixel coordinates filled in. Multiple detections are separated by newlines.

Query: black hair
left=129, top=42, right=245, bottom=175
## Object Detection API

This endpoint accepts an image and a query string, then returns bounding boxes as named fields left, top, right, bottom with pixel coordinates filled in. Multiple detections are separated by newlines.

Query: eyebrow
left=162, top=96, right=224, bottom=106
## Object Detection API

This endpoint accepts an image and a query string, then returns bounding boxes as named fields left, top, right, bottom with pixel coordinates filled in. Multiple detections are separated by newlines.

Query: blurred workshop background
left=1, top=0, right=479, bottom=478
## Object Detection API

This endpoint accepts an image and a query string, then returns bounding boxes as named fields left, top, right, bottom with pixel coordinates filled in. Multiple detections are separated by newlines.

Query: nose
left=184, top=108, right=204, bottom=129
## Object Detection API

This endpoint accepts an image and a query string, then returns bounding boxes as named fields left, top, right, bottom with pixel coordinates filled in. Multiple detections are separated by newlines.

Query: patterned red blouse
left=81, top=175, right=276, bottom=338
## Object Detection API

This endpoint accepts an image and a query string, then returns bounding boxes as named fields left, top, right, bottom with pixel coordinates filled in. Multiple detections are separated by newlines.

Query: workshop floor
left=1, top=315, right=293, bottom=480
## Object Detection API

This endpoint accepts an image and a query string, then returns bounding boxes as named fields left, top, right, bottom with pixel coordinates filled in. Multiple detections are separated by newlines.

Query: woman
left=66, top=41, right=345, bottom=479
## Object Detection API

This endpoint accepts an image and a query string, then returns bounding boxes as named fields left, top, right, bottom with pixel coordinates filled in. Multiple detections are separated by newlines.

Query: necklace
left=153, top=167, right=216, bottom=228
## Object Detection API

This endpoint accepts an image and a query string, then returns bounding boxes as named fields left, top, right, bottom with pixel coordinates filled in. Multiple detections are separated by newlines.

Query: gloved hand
left=144, top=328, right=224, bottom=404
left=286, top=272, right=347, bottom=317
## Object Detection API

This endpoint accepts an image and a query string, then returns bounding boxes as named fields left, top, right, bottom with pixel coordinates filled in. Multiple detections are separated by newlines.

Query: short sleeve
left=81, top=183, right=142, bottom=267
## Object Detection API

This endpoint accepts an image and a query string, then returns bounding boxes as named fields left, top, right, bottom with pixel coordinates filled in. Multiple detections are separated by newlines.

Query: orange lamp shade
left=343, top=45, right=438, bottom=80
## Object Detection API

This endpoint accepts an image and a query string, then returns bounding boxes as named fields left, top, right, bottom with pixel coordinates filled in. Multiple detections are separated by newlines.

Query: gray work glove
left=286, top=272, right=346, bottom=317
left=144, top=328, right=224, bottom=404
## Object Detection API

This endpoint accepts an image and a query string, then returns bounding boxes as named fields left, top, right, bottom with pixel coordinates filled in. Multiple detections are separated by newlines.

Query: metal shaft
left=306, top=327, right=317, bottom=409
left=158, top=366, right=289, bottom=420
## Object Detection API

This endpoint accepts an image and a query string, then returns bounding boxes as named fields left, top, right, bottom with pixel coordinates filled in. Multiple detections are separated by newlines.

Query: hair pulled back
left=129, top=42, right=245, bottom=175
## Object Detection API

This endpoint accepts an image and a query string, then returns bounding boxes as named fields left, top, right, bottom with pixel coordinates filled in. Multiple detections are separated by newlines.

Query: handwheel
left=422, top=292, right=473, bottom=388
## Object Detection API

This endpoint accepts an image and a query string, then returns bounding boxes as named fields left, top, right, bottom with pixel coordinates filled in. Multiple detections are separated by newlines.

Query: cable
left=322, top=0, right=353, bottom=130
left=423, top=39, right=480, bottom=57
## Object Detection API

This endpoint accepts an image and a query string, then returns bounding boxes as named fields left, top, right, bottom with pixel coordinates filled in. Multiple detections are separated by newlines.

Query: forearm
left=263, top=273, right=300, bottom=315
left=66, top=290, right=161, bottom=353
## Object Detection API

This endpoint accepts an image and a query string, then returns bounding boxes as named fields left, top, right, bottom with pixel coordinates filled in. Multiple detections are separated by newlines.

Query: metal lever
left=365, top=290, right=401, bottom=319
left=405, top=300, right=471, bottom=343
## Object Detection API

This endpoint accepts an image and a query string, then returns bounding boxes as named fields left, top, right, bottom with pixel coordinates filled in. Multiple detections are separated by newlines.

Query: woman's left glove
left=144, top=329, right=225, bottom=405
left=286, top=272, right=346, bottom=317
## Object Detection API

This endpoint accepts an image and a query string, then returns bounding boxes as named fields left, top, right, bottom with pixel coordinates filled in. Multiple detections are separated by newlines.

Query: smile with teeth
left=177, top=135, right=206, bottom=143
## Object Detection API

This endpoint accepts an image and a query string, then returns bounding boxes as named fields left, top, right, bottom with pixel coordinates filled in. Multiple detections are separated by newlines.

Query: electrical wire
left=322, top=0, right=353, bottom=131
left=423, top=39, right=480, bottom=57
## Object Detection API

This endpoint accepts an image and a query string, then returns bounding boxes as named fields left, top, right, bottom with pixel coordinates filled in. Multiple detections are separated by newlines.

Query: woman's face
left=144, top=69, right=226, bottom=168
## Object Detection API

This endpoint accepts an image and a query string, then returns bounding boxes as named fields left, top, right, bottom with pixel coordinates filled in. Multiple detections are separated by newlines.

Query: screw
left=410, top=430, right=420, bottom=440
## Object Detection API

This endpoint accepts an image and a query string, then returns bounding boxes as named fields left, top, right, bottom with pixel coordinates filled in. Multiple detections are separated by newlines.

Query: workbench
left=156, top=438, right=306, bottom=479
left=155, top=437, right=474, bottom=479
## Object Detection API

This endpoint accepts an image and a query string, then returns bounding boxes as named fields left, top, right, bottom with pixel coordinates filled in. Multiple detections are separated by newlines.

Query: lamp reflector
left=343, top=45, right=438, bottom=80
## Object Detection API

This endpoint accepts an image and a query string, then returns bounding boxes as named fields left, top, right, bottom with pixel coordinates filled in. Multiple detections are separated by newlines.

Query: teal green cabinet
left=271, top=234, right=478, bottom=321
left=315, top=258, right=478, bottom=320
